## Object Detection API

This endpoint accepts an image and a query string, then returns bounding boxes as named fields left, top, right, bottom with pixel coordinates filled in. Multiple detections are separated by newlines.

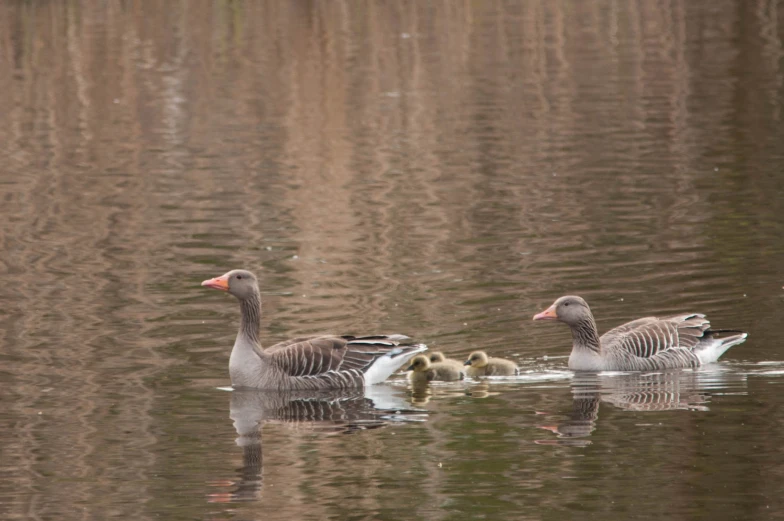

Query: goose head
left=464, top=351, right=489, bottom=368
left=201, top=269, right=259, bottom=301
left=429, top=351, right=447, bottom=363
left=406, top=354, right=431, bottom=372
left=533, top=295, right=591, bottom=326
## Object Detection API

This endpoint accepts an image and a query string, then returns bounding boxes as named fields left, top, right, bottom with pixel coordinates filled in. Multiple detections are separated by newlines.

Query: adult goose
left=202, top=269, right=427, bottom=390
left=463, top=351, right=519, bottom=377
left=533, top=296, right=747, bottom=371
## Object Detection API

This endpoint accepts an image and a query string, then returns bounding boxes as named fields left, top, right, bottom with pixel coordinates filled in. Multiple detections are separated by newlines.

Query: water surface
left=1, top=1, right=783, bottom=520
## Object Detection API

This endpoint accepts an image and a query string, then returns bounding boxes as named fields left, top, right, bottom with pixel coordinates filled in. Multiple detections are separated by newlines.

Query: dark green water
left=1, top=1, right=783, bottom=520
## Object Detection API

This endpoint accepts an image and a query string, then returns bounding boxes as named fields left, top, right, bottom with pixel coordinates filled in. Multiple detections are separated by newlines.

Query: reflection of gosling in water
left=407, top=355, right=465, bottom=383
left=463, top=351, right=519, bottom=377
left=429, top=351, right=464, bottom=372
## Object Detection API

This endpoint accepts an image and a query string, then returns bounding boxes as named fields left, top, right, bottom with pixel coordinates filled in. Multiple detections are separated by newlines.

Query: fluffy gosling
left=463, top=351, right=519, bottom=377
left=407, top=355, right=465, bottom=383
left=428, top=351, right=465, bottom=372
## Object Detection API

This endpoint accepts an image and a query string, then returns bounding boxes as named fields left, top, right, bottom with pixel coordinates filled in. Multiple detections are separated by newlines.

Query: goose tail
left=363, top=343, right=428, bottom=385
left=695, top=331, right=748, bottom=365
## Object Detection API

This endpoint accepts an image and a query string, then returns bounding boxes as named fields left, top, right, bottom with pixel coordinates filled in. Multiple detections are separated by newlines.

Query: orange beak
left=201, top=274, right=230, bottom=291
left=533, top=304, right=557, bottom=321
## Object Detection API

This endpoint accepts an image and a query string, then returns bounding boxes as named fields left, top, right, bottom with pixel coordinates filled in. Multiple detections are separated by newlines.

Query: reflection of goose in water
left=536, top=369, right=746, bottom=446
left=536, top=391, right=600, bottom=446
left=209, top=387, right=423, bottom=502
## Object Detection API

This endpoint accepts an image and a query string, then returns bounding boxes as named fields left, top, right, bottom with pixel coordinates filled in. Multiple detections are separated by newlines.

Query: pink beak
left=533, top=304, right=557, bottom=321
left=201, top=274, right=230, bottom=291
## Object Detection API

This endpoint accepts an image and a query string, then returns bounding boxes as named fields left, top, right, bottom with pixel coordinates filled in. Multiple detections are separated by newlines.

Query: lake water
left=1, top=1, right=783, bottom=520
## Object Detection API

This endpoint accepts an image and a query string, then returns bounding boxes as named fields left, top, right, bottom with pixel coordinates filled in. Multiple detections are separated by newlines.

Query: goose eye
left=564, top=302, right=569, bottom=306
left=237, top=275, right=243, bottom=280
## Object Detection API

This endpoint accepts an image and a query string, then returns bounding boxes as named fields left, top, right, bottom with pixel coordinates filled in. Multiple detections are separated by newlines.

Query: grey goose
left=463, top=351, right=519, bottom=377
left=406, top=354, right=465, bottom=383
left=533, top=295, right=747, bottom=371
left=202, top=269, right=427, bottom=390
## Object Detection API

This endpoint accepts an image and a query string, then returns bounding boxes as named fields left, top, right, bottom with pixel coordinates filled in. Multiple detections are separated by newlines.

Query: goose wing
left=268, top=335, right=414, bottom=377
left=601, top=313, right=709, bottom=358
left=266, top=335, right=330, bottom=353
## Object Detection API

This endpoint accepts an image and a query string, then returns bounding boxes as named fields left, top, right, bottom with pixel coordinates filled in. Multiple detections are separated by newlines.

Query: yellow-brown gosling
left=463, top=351, right=519, bottom=377
left=406, top=355, right=465, bottom=383
left=428, top=351, right=465, bottom=372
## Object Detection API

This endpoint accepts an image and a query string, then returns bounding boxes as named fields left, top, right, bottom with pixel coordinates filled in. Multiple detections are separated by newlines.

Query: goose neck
left=238, top=291, right=262, bottom=348
left=570, top=314, right=601, bottom=353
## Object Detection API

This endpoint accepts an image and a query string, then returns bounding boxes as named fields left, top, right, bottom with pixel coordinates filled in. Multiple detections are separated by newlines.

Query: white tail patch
left=363, top=344, right=428, bottom=386
left=363, top=384, right=414, bottom=411
left=695, top=333, right=747, bottom=365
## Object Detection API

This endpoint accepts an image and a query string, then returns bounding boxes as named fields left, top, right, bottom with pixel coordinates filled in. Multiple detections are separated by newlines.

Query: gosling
left=406, top=355, right=465, bottom=383
left=463, top=351, right=519, bottom=377
left=429, top=351, right=464, bottom=372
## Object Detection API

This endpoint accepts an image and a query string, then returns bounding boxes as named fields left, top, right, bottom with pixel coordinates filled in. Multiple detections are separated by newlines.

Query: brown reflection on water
left=214, top=388, right=414, bottom=505
left=1, top=1, right=783, bottom=520
left=535, top=370, right=733, bottom=446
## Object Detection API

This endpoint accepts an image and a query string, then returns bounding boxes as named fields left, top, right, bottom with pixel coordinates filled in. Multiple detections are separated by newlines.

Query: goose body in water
left=533, top=295, right=747, bottom=371
left=202, top=270, right=427, bottom=390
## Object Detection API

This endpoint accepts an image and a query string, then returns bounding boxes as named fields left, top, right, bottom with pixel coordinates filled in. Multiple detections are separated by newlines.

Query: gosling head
left=464, top=351, right=489, bottom=368
left=429, top=351, right=447, bottom=364
left=201, top=269, right=260, bottom=301
left=533, top=295, right=592, bottom=327
left=406, top=354, right=431, bottom=372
